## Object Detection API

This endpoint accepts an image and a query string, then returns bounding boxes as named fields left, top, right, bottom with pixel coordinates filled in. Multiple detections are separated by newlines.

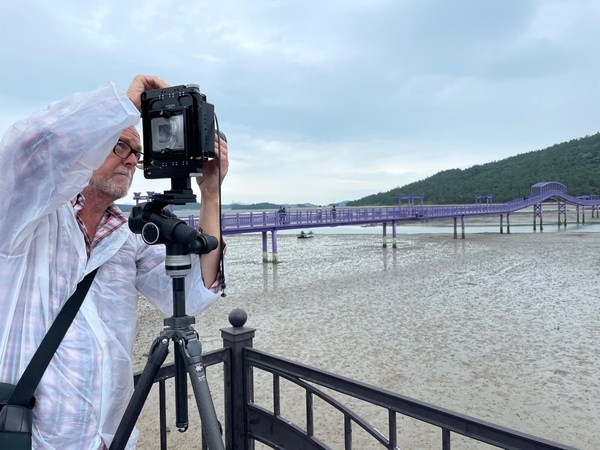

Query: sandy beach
left=130, top=224, right=599, bottom=449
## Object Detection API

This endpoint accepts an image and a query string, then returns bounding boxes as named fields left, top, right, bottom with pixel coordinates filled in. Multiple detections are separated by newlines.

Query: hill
left=347, top=133, right=600, bottom=206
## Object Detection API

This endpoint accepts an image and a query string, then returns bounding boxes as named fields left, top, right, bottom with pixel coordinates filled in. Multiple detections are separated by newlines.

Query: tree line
left=347, top=133, right=600, bottom=206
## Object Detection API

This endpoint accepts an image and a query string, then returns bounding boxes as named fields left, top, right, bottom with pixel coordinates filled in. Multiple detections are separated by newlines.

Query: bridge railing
left=180, top=194, right=599, bottom=233
left=243, top=348, right=576, bottom=450
left=215, top=204, right=519, bottom=232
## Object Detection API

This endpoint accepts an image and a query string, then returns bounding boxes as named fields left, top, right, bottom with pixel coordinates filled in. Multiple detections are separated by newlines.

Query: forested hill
left=347, top=133, right=600, bottom=206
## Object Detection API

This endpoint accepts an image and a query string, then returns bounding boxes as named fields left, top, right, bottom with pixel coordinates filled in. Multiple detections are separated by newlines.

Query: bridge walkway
left=134, top=183, right=600, bottom=262
left=216, top=189, right=599, bottom=236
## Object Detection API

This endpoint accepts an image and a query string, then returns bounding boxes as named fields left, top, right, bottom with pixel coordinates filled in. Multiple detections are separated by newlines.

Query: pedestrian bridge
left=213, top=182, right=599, bottom=237
left=134, top=182, right=600, bottom=262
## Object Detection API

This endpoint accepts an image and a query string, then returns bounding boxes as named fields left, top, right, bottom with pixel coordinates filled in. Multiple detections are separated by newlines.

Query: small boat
left=297, top=231, right=314, bottom=239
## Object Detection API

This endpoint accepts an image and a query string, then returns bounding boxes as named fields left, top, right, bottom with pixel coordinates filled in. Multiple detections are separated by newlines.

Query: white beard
left=89, top=168, right=132, bottom=200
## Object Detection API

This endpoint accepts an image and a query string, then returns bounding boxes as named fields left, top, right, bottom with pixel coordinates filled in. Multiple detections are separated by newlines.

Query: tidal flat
left=133, top=226, right=599, bottom=449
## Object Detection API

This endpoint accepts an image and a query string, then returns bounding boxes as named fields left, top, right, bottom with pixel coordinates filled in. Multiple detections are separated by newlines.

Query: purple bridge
left=134, top=182, right=600, bottom=262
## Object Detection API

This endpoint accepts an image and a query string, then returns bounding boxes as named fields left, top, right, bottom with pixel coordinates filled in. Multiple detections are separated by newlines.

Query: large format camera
left=140, top=84, right=215, bottom=180
left=129, top=84, right=221, bottom=253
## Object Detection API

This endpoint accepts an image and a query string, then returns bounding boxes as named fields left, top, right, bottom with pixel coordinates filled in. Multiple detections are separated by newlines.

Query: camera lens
left=151, top=115, right=185, bottom=152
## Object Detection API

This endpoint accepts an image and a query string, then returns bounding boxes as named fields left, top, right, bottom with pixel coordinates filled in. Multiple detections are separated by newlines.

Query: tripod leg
left=175, top=332, right=225, bottom=450
left=175, top=348, right=189, bottom=431
left=110, top=336, right=170, bottom=450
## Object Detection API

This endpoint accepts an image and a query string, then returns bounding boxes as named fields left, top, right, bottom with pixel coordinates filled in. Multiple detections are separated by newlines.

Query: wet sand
left=131, top=227, right=599, bottom=449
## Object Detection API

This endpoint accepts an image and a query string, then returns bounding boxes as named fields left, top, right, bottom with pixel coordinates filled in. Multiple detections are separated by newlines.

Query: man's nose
left=122, top=152, right=138, bottom=167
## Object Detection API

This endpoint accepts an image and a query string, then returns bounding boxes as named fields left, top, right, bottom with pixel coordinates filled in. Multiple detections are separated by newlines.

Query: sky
left=1, top=0, right=599, bottom=205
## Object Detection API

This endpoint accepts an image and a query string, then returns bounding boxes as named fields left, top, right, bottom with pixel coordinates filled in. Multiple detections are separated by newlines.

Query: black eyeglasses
left=113, top=140, right=143, bottom=162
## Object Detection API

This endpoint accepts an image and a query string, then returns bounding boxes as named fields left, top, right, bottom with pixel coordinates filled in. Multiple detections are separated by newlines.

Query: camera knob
left=141, top=222, right=160, bottom=245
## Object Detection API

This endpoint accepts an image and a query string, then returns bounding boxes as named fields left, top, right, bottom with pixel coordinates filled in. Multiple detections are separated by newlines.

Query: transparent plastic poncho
left=0, top=83, right=221, bottom=449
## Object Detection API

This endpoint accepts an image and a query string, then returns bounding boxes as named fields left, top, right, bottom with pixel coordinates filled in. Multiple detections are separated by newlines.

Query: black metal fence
left=134, top=311, right=578, bottom=450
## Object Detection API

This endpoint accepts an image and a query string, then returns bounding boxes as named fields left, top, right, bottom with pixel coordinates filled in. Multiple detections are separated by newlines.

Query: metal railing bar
left=344, top=415, right=351, bottom=449
left=388, top=410, right=397, bottom=450
left=253, top=364, right=396, bottom=448
left=247, top=404, right=331, bottom=450
left=306, top=391, right=314, bottom=437
left=245, top=348, right=577, bottom=450
left=442, top=428, right=451, bottom=450
left=274, top=373, right=281, bottom=416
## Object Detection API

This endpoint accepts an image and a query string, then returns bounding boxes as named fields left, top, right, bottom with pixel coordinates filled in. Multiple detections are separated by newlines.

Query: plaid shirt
left=72, top=194, right=127, bottom=257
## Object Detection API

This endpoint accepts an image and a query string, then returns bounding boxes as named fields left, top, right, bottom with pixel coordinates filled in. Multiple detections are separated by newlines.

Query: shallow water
left=135, top=222, right=600, bottom=449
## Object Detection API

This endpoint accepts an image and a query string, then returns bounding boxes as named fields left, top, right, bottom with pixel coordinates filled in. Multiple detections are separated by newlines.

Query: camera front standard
left=141, top=84, right=215, bottom=179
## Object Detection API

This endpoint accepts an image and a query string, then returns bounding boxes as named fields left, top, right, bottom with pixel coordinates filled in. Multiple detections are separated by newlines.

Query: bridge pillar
left=533, top=204, right=543, bottom=231
left=500, top=214, right=503, bottom=234
left=576, top=205, right=586, bottom=223
left=557, top=201, right=567, bottom=227
left=262, top=232, right=268, bottom=263
left=506, top=213, right=510, bottom=234
left=453, top=217, right=457, bottom=239
left=392, top=222, right=397, bottom=248
left=271, top=230, right=278, bottom=264
left=461, top=216, right=465, bottom=239
left=382, top=223, right=387, bottom=248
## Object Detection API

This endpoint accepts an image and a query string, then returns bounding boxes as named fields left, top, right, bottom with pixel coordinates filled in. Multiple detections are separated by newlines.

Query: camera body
left=141, top=84, right=215, bottom=179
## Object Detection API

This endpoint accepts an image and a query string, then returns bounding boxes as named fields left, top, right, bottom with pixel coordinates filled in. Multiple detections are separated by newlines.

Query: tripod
left=110, top=201, right=225, bottom=450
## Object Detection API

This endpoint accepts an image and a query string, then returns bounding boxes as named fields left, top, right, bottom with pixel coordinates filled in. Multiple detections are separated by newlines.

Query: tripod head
left=129, top=200, right=217, bottom=252
left=129, top=177, right=218, bottom=258
left=128, top=178, right=219, bottom=324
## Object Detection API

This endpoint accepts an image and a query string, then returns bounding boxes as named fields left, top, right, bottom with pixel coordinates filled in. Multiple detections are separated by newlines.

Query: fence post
left=221, top=309, right=256, bottom=450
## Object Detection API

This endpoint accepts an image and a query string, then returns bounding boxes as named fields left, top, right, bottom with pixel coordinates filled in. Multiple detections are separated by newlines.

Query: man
left=0, top=75, right=228, bottom=449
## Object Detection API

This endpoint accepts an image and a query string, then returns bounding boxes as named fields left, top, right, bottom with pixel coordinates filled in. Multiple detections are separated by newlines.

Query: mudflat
left=132, top=229, right=599, bottom=449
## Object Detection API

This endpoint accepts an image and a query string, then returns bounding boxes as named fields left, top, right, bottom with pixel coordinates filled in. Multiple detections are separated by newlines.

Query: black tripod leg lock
left=148, top=336, right=171, bottom=366
left=175, top=331, right=203, bottom=365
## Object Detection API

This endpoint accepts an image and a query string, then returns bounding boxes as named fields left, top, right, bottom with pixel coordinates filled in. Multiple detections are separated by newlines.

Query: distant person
left=317, top=205, right=323, bottom=222
left=278, top=206, right=285, bottom=224
left=332, top=204, right=337, bottom=220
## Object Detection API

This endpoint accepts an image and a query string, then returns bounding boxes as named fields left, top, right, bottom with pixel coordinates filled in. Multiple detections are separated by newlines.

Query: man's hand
left=196, top=133, right=229, bottom=198
left=196, top=133, right=229, bottom=289
left=126, top=75, right=169, bottom=111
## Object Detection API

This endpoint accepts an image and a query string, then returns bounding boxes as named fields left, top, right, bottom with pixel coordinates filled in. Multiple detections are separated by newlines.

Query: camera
left=140, top=84, right=215, bottom=179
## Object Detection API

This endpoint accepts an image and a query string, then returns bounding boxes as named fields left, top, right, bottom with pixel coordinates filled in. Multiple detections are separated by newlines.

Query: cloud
left=1, top=0, right=599, bottom=205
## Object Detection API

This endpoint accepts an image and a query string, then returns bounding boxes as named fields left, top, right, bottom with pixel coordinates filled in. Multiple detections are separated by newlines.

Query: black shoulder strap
left=8, top=268, right=99, bottom=407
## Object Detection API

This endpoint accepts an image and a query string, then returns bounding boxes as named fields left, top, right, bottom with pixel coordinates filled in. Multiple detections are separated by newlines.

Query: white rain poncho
left=0, top=83, right=222, bottom=449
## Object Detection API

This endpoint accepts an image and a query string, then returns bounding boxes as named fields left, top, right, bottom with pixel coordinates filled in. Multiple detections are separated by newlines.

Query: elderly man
left=0, top=75, right=228, bottom=449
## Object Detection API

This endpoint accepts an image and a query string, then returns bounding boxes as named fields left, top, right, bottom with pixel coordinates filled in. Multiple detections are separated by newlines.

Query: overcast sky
left=1, top=0, right=599, bottom=205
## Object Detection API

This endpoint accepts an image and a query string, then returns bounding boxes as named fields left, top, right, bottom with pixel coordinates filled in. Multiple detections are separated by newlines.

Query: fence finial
left=228, top=308, right=248, bottom=327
